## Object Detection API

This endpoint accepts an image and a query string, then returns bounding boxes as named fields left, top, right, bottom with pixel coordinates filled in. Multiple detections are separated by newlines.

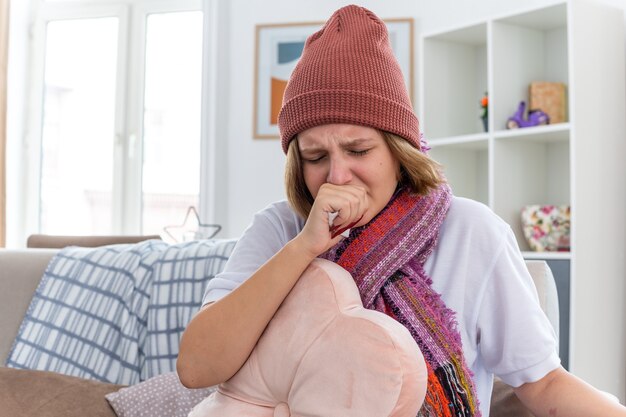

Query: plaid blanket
left=6, top=239, right=236, bottom=385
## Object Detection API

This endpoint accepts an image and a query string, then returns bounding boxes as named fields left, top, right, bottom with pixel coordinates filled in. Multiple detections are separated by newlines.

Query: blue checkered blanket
left=5, top=238, right=237, bottom=385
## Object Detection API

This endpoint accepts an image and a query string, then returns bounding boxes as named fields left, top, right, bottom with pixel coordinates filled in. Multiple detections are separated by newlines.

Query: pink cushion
left=190, top=259, right=427, bottom=416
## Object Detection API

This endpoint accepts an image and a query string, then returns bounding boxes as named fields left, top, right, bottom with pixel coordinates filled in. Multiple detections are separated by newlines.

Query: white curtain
left=0, top=0, right=8, bottom=246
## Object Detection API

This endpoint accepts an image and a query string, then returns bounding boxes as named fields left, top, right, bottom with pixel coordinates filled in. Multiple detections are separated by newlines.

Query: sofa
left=0, top=238, right=559, bottom=417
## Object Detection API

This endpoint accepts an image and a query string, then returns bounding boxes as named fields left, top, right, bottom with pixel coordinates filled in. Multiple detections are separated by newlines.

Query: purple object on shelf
left=506, top=101, right=550, bottom=129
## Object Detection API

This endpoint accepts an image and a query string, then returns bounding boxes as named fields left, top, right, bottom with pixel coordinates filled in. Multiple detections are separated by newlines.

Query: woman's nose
left=326, top=156, right=352, bottom=185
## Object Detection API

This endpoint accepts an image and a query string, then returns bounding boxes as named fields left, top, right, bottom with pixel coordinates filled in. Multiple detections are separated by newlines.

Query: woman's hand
left=294, top=183, right=368, bottom=258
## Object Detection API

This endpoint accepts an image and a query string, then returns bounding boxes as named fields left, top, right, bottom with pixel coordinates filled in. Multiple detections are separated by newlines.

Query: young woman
left=178, top=5, right=626, bottom=416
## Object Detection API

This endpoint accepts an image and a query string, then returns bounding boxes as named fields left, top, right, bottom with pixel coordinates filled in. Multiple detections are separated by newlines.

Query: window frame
left=24, top=0, right=208, bottom=238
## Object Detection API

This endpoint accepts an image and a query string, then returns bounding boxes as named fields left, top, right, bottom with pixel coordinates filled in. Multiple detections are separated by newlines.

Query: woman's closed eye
left=303, top=154, right=326, bottom=163
left=302, top=148, right=370, bottom=163
left=349, top=149, right=370, bottom=157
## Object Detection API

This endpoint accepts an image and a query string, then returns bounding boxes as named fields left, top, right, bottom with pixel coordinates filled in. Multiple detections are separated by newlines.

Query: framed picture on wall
left=253, top=18, right=414, bottom=139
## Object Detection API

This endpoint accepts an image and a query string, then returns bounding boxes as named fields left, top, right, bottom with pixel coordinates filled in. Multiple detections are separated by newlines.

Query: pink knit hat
left=278, top=5, right=420, bottom=154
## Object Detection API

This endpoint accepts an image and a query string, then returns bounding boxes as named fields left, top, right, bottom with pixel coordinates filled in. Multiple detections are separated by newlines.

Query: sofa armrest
left=0, top=249, right=58, bottom=364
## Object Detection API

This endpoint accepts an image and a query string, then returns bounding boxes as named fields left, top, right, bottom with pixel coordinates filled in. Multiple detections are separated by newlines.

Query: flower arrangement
left=480, top=92, right=488, bottom=118
left=480, top=92, right=488, bottom=131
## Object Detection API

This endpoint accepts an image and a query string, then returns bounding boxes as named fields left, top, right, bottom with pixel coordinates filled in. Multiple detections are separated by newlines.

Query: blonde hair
left=285, top=131, right=445, bottom=220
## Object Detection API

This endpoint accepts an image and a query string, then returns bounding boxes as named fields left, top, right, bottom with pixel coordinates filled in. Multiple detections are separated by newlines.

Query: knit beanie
left=278, top=5, right=420, bottom=154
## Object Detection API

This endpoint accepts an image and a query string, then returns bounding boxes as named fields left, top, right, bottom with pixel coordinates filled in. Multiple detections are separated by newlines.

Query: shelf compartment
left=421, top=23, right=488, bottom=139
left=493, top=137, right=570, bottom=251
left=429, top=139, right=489, bottom=206
left=492, top=3, right=568, bottom=132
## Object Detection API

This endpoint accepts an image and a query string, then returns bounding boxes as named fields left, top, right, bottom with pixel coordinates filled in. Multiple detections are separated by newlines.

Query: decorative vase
left=481, top=115, right=488, bottom=132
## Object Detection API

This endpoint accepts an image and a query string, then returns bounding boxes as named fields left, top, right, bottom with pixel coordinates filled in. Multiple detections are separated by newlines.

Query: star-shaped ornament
left=163, top=206, right=221, bottom=243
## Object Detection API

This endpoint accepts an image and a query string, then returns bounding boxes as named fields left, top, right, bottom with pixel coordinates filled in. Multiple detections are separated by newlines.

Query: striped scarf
left=320, top=184, right=480, bottom=416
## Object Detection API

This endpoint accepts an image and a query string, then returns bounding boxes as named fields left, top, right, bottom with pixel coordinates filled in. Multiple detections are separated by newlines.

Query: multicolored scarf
left=320, top=184, right=481, bottom=416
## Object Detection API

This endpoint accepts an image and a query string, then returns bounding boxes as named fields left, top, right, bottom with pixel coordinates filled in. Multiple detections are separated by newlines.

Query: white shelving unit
left=419, top=0, right=626, bottom=400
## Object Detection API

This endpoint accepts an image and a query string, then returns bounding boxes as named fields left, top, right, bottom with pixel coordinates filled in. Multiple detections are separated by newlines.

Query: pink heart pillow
left=190, top=259, right=427, bottom=416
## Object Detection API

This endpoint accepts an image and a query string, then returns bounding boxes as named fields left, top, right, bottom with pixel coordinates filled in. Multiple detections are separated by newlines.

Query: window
left=29, top=0, right=203, bottom=238
left=40, top=16, right=118, bottom=234
left=142, top=10, right=203, bottom=235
